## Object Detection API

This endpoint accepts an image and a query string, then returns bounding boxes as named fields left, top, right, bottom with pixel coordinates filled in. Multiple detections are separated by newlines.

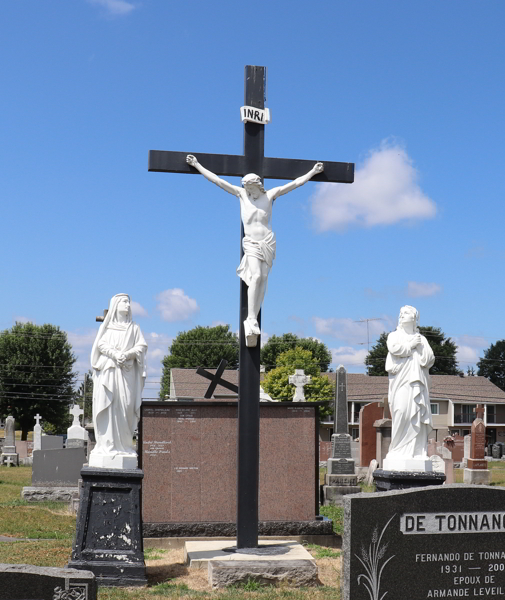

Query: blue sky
left=1, top=1, right=504, bottom=397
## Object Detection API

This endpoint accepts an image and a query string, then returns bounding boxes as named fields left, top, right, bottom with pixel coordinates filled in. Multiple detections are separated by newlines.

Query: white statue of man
left=186, top=155, right=323, bottom=345
left=88, top=294, right=147, bottom=469
left=382, top=305, right=435, bottom=472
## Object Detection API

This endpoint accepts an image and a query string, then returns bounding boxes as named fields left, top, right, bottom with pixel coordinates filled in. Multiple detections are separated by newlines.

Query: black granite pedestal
left=68, top=467, right=146, bottom=587
left=373, top=469, right=445, bottom=492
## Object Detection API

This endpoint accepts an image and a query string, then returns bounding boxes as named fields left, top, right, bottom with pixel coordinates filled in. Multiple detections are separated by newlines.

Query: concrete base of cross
left=184, top=539, right=318, bottom=589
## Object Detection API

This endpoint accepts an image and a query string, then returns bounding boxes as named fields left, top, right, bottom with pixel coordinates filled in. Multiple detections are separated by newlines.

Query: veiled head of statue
left=109, top=293, right=131, bottom=323
left=398, top=305, right=419, bottom=329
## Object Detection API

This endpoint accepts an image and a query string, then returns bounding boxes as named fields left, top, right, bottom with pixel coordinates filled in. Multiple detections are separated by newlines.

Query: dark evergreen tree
left=159, top=325, right=239, bottom=399
left=365, top=326, right=461, bottom=376
left=477, top=340, right=505, bottom=391
left=0, top=322, right=77, bottom=439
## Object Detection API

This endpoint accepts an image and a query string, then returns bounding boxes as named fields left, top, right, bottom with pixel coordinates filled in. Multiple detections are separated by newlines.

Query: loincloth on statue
left=236, top=230, right=276, bottom=288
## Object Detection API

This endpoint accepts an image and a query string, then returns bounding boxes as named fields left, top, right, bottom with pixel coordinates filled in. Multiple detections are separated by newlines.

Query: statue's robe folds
left=90, top=320, right=147, bottom=458
left=385, top=328, right=435, bottom=461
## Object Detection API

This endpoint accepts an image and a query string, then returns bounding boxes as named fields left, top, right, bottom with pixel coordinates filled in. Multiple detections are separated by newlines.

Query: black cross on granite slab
left=196, top=359, right=238, bottom=399
left=148, top=65, right=354, bottom=548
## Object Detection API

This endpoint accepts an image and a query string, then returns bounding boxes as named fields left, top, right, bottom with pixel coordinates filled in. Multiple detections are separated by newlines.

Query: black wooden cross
left=148, top=65, right=354, bottom=548
left=196, top=359, right=238, bottom=398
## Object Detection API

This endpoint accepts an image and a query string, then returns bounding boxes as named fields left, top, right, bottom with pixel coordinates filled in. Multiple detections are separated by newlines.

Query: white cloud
left=211, top=320, right=227, bottom=327
left=312, top=316, right=388, bottom=345
left=407, top=281, right=442, bottom=298
left=88, top=0, right=135, bottom=15
left=156, top=289, right=199, bottom=322
left=454, top=335, right=488, bottom=368
left=13, top=316, right=34, bottom=324
left=330, top=346, right=368, bottom=371
left=66, top=329, right=99, bottom=377
left=131, top=301, right=148, bottom=318
left=310, top=142, right=437, bottom=231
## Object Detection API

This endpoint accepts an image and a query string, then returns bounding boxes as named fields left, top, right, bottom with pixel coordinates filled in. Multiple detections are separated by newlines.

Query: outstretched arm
left=186, top=155, right=241, bottom=196
left=268, top=162, right=324, bottom=200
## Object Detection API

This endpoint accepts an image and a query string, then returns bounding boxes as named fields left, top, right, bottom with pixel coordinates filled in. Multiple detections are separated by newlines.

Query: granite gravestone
left=492, top=444, right=501, bottom=459
left=1, top=415, right=18, bottom=466
left=359, top=401, right=383, bottom=467
left=451, top=435, right=465, bottom=463
left=140, top=402, right=329, bottom=537
left=41, top=435, right=64, bottom=450
left=0, top=564, right=96, bottom=600
left=322, top=365, right=360, bottom=505
left=343, top=485, right=505, bottom=600
left=463, top=434, right=471, bottom=468
left=465, top=407, right=490, bottom=484
left=22, top=446, right=87, bottom=502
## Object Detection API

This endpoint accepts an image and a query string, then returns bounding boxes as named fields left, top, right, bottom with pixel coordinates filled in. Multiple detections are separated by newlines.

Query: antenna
left=354, top=317, right=384, bottom=353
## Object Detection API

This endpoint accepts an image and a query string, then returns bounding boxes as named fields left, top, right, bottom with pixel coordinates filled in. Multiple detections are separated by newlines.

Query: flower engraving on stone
left=355, top=514, right=396, bottom=600
left=53, top=585, right=87, bottom=600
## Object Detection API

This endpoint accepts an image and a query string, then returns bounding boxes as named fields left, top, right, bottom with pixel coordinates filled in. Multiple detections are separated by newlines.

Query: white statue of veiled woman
left=382, top=305, right=435, bottom=472
left=88, top=294, right=147, bottom=470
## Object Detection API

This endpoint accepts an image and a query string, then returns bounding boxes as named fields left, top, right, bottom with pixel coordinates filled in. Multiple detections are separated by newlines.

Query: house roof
left=325, top=372, right=505, bottom=404
left=170, top=368, right=505, bottom=404
left=170, top=368, right=265, bottom=400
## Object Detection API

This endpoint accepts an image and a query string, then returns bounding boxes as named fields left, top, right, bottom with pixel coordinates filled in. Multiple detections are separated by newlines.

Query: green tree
left=365, top=326, right=461, bottom=376
left=260, top=333, right=332, bottom=372
left=477, top=340, right=505, bottom=391
left=0, top=322, right=77, bottom=440
left=160, top=325, right=239, bottom=399
left=262, top=347, right=334, bottom=416
left=74, top=370, right=93, bottom=425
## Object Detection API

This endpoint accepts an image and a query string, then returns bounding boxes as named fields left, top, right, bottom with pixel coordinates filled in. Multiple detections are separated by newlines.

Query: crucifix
left=149, top=65, right=354, bottom=548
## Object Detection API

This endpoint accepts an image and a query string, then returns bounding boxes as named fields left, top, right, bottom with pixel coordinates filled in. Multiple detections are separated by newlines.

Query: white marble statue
left=88, top=294, right=147, bottom=469
left=382, top=305, right=435, bottom=472
left=186, top=154, right=323, bottom=346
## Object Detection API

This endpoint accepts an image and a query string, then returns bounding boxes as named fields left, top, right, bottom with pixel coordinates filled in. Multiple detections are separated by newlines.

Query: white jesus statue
left=186, top=154, right=323, bottom=345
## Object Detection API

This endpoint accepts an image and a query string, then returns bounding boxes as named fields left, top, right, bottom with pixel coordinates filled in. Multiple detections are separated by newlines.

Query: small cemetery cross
left=34, top=414, right=42, bottom=426
left=149, top=66, right=354, bottom=548
left=289, top=369, right=311, bottom=402
left=69, top=404, right=84, bottom=427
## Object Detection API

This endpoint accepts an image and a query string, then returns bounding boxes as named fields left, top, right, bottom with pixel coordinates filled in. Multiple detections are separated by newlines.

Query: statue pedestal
left=68, top=466, right=146, bottom=587
left=373, top=469, right=445, bottom=492
left=383, top=456, right=433, bottom=472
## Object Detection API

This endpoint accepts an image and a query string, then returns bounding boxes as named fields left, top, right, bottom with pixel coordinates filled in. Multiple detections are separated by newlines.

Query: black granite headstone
left=343, top=485, right=505, bottom=600
left=0, top=564, right=96, bottom=600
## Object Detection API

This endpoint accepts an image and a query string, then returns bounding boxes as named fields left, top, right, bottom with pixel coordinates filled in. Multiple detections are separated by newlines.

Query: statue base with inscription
left=373, top=469, right=445, bottom=492
left=68, top=466, right=146, bottom=587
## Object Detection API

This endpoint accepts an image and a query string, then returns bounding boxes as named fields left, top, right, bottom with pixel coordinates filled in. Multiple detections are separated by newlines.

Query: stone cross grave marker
left=33, top=413, right=42, bottom=451
left=69, top=405, right=84, bottom=428
left=148, top=65, right=354, bottom=548
left=289, top=369, right=311, bottom=402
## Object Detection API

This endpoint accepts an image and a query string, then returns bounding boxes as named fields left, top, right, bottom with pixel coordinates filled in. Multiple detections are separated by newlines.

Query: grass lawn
left=0, top=466, right=342, bottom=599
